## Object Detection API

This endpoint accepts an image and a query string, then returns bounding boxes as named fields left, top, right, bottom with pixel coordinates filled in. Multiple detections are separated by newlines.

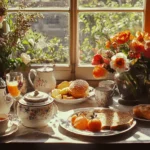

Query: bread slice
left=95, top=109, right=133, bottom=131
left=110, top=111, right=133, bottom=130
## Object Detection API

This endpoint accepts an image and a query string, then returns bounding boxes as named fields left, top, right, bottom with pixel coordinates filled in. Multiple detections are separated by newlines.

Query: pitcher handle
left=28, top=69, right=37, bottom=88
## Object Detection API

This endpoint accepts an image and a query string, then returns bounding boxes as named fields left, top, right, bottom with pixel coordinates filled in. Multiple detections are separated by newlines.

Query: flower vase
left=114, top=64, right=147, bottom=105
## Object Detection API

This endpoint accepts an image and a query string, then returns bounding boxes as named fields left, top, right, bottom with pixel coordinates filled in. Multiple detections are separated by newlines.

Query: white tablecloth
left=1, top=95, right=150, bottom=143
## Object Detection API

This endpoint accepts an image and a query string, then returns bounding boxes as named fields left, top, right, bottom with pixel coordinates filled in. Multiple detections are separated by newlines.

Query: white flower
left=28, top=38, right=35, bottom=46
left=35, top=36, right=48, bottom=49
left=21, top=53, right=31, bottom=65
left=110, top=53, right=130, bottom=73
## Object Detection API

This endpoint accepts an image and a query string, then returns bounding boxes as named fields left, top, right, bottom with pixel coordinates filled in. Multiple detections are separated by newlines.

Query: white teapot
left=0, top=78, right=13, bottom=114
left=28, top=66, right=56, bottom=93
left=17, top=90, right=55, bottom=128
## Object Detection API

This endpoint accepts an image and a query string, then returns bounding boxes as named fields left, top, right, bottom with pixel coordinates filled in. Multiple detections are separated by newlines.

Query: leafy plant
left=0, top=0, right=43, bottom=76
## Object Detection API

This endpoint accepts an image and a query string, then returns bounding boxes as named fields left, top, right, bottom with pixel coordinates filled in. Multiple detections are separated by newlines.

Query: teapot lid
left=24, top=90, right=48, bottom=103
left=37, top=66, right=53, bottom=72
left=19, top=90, right=54, bottom=106
left=0, top=78, right=6, bottom=88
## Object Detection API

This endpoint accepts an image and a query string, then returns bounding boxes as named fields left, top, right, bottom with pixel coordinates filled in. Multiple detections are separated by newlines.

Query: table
left=1, top=95, right=150, bottom=148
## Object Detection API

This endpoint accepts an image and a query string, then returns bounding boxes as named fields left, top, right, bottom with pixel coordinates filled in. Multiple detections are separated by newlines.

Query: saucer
left=0, top=121, right=18, bottom=137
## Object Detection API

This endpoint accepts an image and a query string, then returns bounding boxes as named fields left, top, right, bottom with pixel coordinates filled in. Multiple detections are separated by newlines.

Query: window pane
left=78, top=0, right=143, bottom=8
left=8, top=12, right=70, bottom=64
left=30, top=13, right=70, bottom=64
left=10, top=0, right=69, bottom=8
left=78, top=12, right=143, bottom=65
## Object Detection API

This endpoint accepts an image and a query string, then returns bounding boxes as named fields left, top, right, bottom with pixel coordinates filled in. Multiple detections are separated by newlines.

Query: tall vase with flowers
left=91, top=30, right=150, bottom=105
left=0, top=0, right=43, bottom=79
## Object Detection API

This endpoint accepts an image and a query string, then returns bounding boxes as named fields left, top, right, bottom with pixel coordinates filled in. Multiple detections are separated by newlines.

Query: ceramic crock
left=28, top=66, right=56, bottom=93
left=17, top=90, right=55, bottom=128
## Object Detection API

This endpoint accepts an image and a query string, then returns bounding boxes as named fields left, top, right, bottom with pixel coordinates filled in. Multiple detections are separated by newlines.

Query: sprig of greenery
left=0, top=0, right=43, bottom=73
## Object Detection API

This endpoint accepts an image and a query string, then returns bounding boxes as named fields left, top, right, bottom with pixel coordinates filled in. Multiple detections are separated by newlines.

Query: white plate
left=133, top=115, right=150, bottom=122
left=0, top=121, right=18, bottom=137
left=52, top=86, right=94, bottom=104
left=59, top=107, right=136, bottom=137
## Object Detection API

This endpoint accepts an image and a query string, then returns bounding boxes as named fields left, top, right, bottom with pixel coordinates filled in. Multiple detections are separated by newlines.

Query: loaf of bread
left=133, top=104, right=150, bottom=120
left=69, top=79, right=89, bottom=98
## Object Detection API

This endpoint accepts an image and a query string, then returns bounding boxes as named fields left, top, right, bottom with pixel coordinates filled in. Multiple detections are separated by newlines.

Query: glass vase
left=114, top=64, right=147, bottom=105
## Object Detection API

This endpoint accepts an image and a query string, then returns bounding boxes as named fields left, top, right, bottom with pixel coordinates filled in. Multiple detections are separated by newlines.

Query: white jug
left=28, top=66, right=56, bottom=93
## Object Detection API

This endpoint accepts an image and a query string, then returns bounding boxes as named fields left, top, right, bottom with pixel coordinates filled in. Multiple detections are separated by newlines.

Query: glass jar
left=114, top=64, right=147, bottom=105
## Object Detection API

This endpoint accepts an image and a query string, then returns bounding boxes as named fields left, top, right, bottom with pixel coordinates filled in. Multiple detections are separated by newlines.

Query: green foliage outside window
left=79, top=0, right=143, bottom=64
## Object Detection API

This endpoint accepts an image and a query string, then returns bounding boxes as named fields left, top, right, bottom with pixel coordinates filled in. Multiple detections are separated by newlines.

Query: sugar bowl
left=17, top=90, right=55, bottom=128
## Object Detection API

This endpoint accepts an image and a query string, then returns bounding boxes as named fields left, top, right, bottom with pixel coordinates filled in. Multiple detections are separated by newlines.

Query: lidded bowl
left=17, top=90, right=55, bottom=128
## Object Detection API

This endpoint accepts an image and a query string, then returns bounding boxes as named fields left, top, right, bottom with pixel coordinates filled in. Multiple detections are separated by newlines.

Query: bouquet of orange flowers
left=91, top=30, right=150, bottom=79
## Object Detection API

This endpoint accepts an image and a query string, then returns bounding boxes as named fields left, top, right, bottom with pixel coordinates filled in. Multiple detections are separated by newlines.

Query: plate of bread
left=50, top=79, right=94, bottom=104
left=59, top=107, right=136, bottom=136
left=133, top=104, right=150, bottom=121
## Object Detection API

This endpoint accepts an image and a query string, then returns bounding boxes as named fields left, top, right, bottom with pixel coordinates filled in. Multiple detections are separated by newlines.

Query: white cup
left=0, top=114, right=9, bottom=134
left=98, top=80, right=115, bottom=89
left=95, top=86, right=113, bottom=107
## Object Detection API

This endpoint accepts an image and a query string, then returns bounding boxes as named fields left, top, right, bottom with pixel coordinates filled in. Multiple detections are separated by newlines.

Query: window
left=8, top=0, right=150, bottom=82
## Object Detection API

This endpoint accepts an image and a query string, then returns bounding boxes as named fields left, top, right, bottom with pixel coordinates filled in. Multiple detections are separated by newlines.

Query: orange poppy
left=144, top=32, right=150, bottom=41
left=114, top=31, right=131, bottom=45
left=93, top=65, right=108, bottom=79
left=91, top=54, right=104, bottom=65
left=136, top=31, right=144, bottom=42
left=130, top=40, right=145, bottom=53
left=105, top=41, right=111, bottom=49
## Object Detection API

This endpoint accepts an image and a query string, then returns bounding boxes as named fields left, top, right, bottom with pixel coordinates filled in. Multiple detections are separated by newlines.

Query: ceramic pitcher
left=28, top=66, right=56, bottom=93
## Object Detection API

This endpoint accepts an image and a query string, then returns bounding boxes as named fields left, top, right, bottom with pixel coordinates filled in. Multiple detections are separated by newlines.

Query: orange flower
left=114, top=30, right=131, bottom=45
left=144, top=32, right=150, bottom=41
left=105, top=41, right=111, bottom=49
left=130, top=39, right=145, bottom=53
left=93, top=65, right=108, bottom=79
left=135, top=31, right=145, bottom=42
left=106, top=40, right=118, bottom=49
left=128, top=51, right=141, bottom=59
left=91, top=54, right=104, bottom=65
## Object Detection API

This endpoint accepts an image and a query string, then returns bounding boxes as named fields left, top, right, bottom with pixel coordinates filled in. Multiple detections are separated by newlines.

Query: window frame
left=8, top=0, right=150, bottom=82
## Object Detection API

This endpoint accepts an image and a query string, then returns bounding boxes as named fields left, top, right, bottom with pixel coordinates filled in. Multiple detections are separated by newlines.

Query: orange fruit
left=73, top=115, right=88, bottom=130
left=87, top=118, right=102, bottom=132
left=70, top=114, right=77, bottom=125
